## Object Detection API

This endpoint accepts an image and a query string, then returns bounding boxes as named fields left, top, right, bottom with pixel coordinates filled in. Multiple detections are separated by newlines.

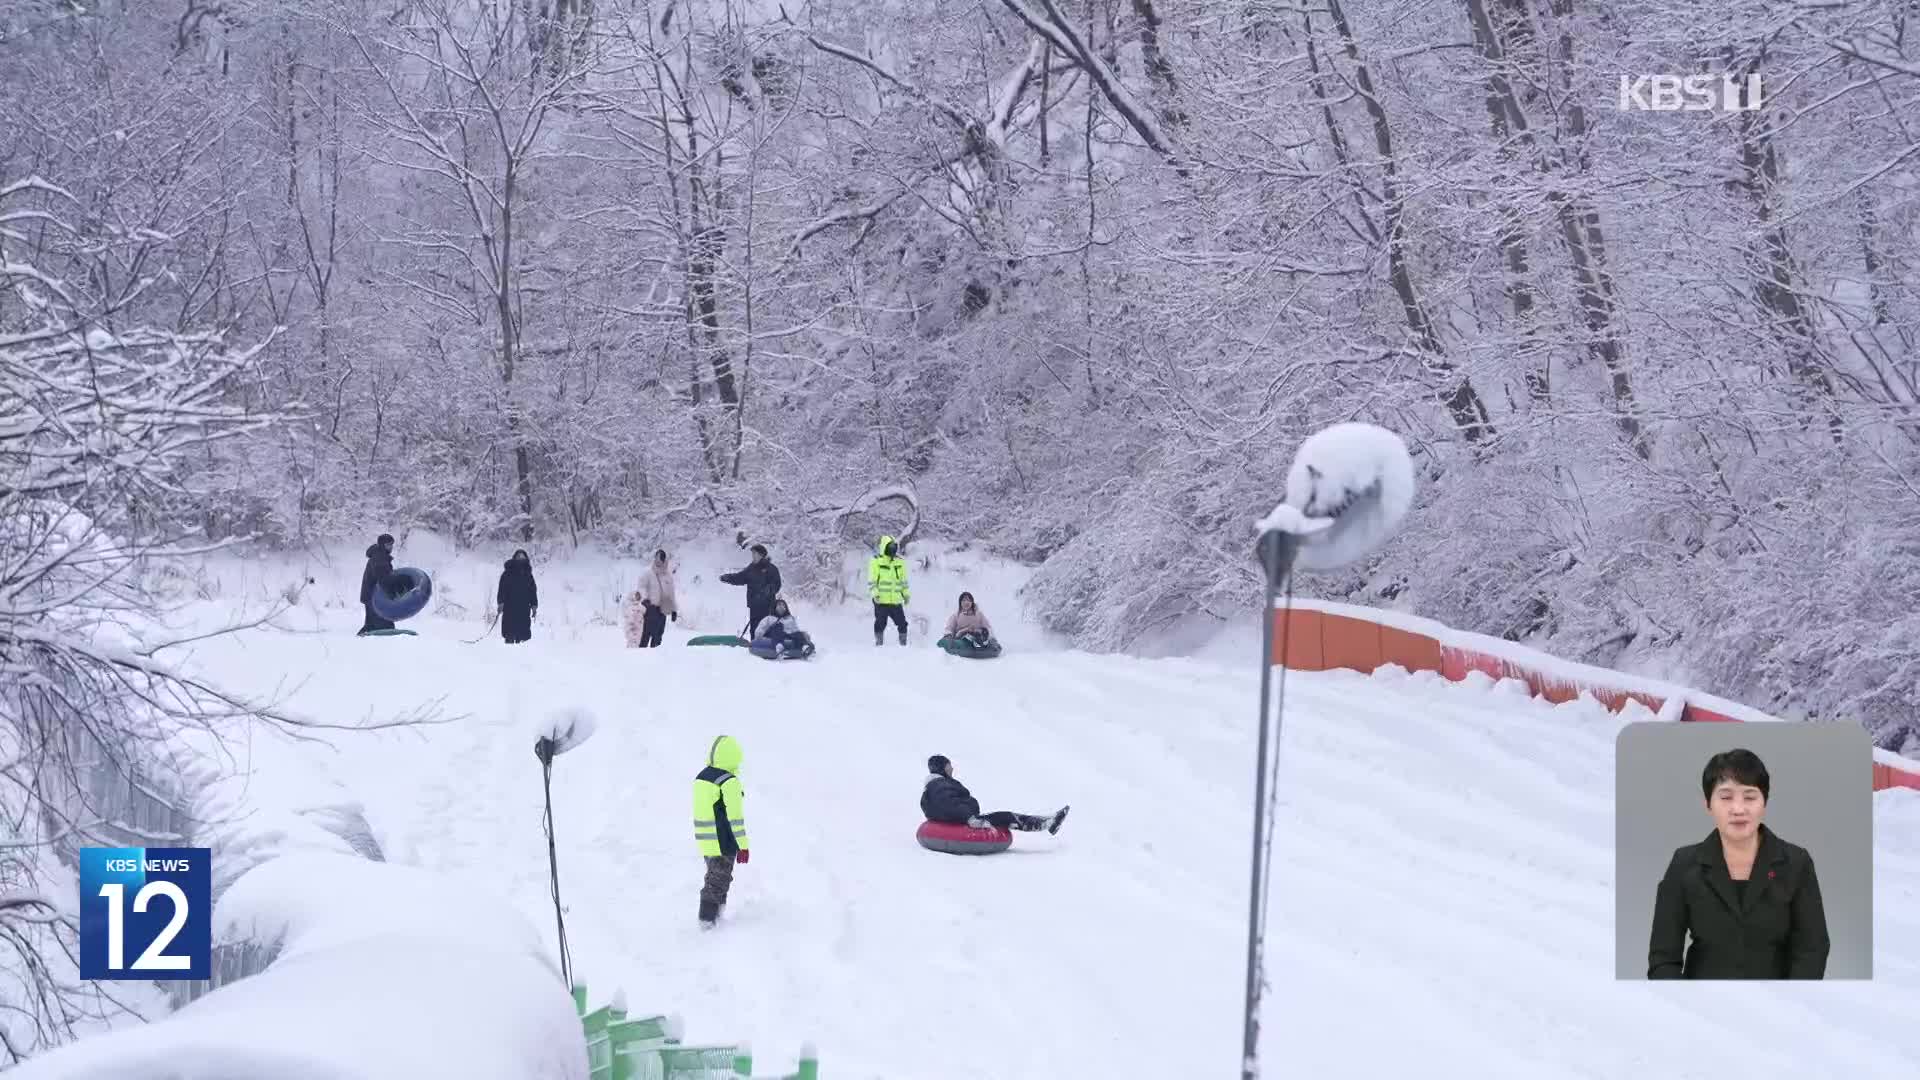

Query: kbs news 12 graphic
left=78, top=847, right=212, bottom=981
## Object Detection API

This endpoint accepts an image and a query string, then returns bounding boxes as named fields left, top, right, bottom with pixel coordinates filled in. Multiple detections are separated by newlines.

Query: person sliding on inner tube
left=752, top=598, right=813, bottom=658
left=921, top=755, right=1067, bottom=835
left=943, top=591, right=994, bottom=648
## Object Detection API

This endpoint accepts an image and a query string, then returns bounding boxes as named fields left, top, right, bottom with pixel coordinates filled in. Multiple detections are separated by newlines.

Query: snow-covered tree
left=5, top=0, right=1916, bottom=764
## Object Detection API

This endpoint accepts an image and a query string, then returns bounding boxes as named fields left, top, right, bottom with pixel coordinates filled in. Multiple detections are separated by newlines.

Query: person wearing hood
left=692, top=735, right=751, bottom=928
left=358, top=533, right=396, bottom=635
left=869, top=534, right=910, bottom=646
left=627, top=548, right=679, bottom=648
left=719, top=543, right=781, bottom=639
left=497, top=549, right=538, bottom=644
left=752, top=597, right=812, bottom=657
left=921, top=755, right=1067, bottom=836
left=943, top=591, right=993, bottom=646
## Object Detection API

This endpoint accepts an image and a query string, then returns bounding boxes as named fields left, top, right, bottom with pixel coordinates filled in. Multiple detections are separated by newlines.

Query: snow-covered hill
left=31, top=541, right=1915, bottom=1079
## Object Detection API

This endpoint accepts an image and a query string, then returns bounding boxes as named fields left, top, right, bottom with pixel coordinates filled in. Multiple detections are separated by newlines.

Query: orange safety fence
left=1271, top=604, right=1920, bottom=794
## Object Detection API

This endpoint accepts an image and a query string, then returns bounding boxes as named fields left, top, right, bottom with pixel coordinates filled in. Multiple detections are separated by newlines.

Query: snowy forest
left=3, top=0, right=1919, bottom=758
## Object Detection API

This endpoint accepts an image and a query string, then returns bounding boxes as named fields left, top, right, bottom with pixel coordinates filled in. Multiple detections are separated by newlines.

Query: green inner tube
left=937, top=635, right=1002, bottom=658
left=686, top=634, right=748, bottom=647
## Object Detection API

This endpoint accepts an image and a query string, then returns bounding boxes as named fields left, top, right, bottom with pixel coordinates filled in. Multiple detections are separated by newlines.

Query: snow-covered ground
left=21, top=541, right=1920, bottom=1078
left=13, top=854, right=588, bottom=1080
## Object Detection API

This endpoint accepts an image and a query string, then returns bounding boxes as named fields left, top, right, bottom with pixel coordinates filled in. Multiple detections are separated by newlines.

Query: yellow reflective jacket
left=692, top=735, right=748, bottom=858
left=868, top=535, right=909, bottom=605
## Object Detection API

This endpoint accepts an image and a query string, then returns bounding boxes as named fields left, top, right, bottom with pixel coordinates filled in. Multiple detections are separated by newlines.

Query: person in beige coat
left=626, top=549, right=679, bottom=648
left=943, top=591, right=994, bottom=646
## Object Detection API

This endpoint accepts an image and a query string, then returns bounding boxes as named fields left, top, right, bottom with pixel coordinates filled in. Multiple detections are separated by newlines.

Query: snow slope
left=76, top=547, right=1915, bottom=1080
left=25, top=543, right=1920, bottom=1078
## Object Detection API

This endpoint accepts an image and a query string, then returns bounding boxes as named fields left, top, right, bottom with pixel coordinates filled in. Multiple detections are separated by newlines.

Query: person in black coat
left=358, top=533, right=396, bottom=635
left=497, top=549, right=538, bottom=644
left=921, top=755, right=1068, bottom=835
left=718, top=543, right=781, bottom=638
left=1647, top=748, right=1830, bottom=979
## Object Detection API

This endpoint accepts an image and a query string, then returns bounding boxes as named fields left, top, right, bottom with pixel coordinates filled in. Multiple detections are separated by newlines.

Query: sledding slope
left=177, top=611, right=1920, bottom=1080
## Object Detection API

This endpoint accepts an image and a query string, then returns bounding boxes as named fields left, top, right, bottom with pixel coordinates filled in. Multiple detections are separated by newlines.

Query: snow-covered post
left=533, top=707, right=598, bottom=993
left=1241, top=424, right=1415, bottom=1080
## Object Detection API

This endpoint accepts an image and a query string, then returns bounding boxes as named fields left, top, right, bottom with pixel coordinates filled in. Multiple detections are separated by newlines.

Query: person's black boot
left=898, top=628, right=908, bottom=646
left=698, top=898, right=719, bottom=928
left=1047, top=806, right=1070, bottom=835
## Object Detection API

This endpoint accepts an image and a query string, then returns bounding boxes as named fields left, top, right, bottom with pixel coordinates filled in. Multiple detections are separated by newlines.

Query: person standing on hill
left=869, top=534, right=910, bottom=646
left=358, top=533, right=396, bottom=636
left=692, top=735, right=751, bottom=928
left=719, top=543, right=781, bottom=639
left=627, top=548, right=679, bottom=648
left=497, top=549, right=539, bottom=644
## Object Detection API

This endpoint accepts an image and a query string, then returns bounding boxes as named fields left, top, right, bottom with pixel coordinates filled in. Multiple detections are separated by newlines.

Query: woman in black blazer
left=1647, top=748, right=1830, bottom=979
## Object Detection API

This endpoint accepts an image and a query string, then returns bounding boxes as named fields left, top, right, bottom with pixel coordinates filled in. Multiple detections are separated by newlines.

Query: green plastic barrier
left=575, top=983, right=818, bottom=1080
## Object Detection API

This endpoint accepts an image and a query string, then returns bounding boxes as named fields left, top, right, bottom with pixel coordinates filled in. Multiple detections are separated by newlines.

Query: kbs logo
left=1617, top=74, right=1763, bottom=112
left=79, top=847, right=211, bottom=981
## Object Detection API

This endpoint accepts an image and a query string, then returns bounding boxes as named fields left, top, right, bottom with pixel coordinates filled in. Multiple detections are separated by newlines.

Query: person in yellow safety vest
left=692, top=735, right=749, bottom=928
left=869, top=534, right=910, bottom=646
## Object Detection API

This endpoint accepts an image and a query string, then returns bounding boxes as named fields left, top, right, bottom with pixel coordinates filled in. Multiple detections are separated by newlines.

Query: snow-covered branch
left=1, top=165, right=308, bottom=1056
left=995, top=0, right=1186, bottom=174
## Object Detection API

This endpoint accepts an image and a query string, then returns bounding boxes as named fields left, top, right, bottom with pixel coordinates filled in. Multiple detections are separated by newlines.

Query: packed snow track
left=185, top=618, right=1920, bottom=1079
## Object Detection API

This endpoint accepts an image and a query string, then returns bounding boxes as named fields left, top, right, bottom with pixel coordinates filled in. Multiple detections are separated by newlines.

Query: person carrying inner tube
left=497, top=549, right=538, bottom=644
left=357, top=533, right=396, bottom=636
left=944, top=591, right=993, bottom=648
left=719, top=543, right=781, bottom=639
left=869, top=534, right=910, bottom=646
left=921, top=755, right=1067, bottom=835
left=752, top=598, right=813, bottom=658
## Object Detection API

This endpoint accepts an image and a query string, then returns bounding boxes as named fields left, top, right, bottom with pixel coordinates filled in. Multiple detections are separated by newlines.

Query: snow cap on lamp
left=1258, top=422, right=1416, bottom=572
left=534, top=706, right=598, bottom=762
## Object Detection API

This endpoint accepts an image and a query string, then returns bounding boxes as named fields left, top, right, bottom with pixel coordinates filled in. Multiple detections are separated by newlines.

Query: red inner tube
left=916, top=820, right=1011, bottom=854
